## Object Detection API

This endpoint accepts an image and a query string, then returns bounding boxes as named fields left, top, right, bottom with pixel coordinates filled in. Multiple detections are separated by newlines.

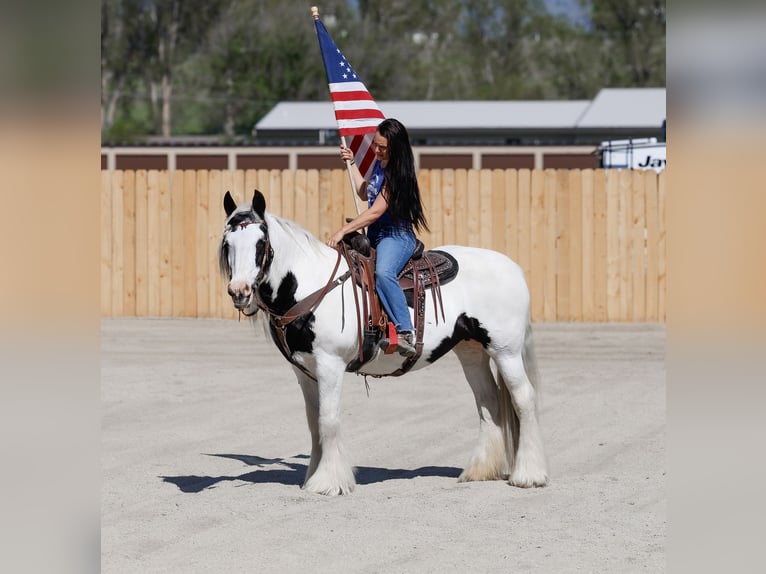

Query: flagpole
left=312, top=6, right=362, bottom=217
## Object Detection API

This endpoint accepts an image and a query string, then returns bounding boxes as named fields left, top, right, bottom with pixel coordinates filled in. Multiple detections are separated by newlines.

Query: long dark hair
left=378, top=118, right=429, bottom=232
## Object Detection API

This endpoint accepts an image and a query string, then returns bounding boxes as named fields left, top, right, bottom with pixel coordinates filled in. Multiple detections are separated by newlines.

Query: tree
left=101, top=0, right=145, bottom=134
left=100, top=0, right=665, bottom=141
left=586, top=0, right=666, bottom=87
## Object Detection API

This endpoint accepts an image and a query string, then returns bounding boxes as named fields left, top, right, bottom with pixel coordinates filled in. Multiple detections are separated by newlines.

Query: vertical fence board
left=516, top=169, right=531, bottom=284
left=658, top=171, right=667, bottom=321
left=146, top=171, right=161, bottom=316
left=441, top=170, right=455, bottom=246
left=530, top=170, right=545, bottom=322
left=580, top=170, right=595, bottom=321
left=244, top=170, right=258, bottom=205
left=171, top=171, right=185, bottom=317
left=256, top=170, right=271, bottom=205
left=556, top=170, right=571, bottom=320
left=269, top=169, right=282, bottom=215
left=134, top=171, right=149, bottom=316
left=330, top=169, right=346, bottom=235
left=618, top=170, right=633, bottom=321
left=631, top=171, right=647, bottom=320
left=489, top=169, right=506, bottom=255
left=568, top=169, right=583, bottom=321
left=182, top=171, right=197, bottom=317
left=338, top=170, right=357, bottom=225
left=504, top=170, right=518, bottom=263
left=417, top=169, right=432, bottom=247
left=454, top=169, right=469, bottom=245
left=207, top=170, right=222, bottom=319
left=593, top=170, right=608, bottom=321
left=306, top=170, right=320, bottom=238
left=480, top=169, right=493, bottom=249
left=158, top=171, right=172, bottom=316
left=221, top=170, right=239, bottom=320
left=101, top=171, right=112, bottom=316
left=466, top=169, right=480, bottom=246
left=318, top=170, right=333, bottom=241
left=428, top=169, right=443, bottom=248
left=281, top=169, right=296, bottom=222
left=543, top=170, right=558, bottom=321
left=195, top=170, right=210, bottom=318
left=606, top=170, right=621, bottom=321
left=293, top=169, right=308, bottom=230
left=110, top=171, right=125, bottom=316
left=645, top=172, right=660, bottom=321
left=122, top=170, right=136, bottom=316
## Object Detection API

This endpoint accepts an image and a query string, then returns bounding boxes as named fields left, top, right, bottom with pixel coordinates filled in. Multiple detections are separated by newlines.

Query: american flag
left=313, top=15, right=384, bottom=180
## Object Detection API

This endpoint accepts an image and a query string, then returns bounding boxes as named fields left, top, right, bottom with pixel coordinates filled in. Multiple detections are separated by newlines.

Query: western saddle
left=339, top=229, right=458, bottom=376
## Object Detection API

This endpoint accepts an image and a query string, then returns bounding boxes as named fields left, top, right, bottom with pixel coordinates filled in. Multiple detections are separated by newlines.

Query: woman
left=326, top=118, right=429, bottom=357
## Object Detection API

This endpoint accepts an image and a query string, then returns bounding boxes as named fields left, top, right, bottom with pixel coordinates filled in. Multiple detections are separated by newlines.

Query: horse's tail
left=496, top=368, right=517, bottom=474
left=496, top=319, right=540, bottom=471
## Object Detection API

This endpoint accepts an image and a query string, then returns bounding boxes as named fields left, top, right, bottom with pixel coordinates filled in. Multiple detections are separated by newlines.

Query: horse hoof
left=508, top=472, right=548, bottom=488
left=302, top=477, right=356, bottom=496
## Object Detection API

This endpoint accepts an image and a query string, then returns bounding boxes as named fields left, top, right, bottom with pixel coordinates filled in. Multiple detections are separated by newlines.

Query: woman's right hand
left=340, top=145, right=354, bottom=164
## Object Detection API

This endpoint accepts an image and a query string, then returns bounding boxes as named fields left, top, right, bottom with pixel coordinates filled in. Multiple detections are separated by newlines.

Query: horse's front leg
left=295, top=369, right=321, bottom=483
left=300, top=352, right=356, bottom=496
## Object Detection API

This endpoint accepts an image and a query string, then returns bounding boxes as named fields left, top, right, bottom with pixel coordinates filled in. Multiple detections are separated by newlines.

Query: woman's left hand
left=326, top=230, right=345, bottom=248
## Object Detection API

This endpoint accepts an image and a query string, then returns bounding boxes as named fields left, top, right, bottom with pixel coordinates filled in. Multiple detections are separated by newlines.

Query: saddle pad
left=398, top=249, right=459, bottom=291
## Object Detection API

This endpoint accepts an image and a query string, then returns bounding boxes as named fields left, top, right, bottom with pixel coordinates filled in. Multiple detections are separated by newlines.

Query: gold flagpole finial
left=311, top=6, right=320, bottom=20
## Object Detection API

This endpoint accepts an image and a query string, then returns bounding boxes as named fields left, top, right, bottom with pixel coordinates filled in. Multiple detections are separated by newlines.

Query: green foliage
left=101, top=0, right=665, bottom=140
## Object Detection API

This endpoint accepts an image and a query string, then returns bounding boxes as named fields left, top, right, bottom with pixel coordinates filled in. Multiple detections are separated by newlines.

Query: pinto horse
left=219, top=190, right=547, bottom=495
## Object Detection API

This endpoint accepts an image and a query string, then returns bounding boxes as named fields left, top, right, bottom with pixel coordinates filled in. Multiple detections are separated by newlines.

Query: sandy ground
left=102, top=318, right=665, bottom=573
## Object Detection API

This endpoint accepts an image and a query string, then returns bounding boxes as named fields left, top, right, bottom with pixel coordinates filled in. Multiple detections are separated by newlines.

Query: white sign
left=599, top=138, right=666, bottom=172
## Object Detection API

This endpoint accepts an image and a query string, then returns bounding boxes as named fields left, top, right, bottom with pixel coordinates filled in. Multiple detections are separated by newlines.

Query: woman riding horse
left=326, top=118, right=428, bottom=357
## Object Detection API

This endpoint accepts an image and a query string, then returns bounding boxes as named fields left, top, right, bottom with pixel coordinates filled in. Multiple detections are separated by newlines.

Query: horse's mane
left=266, top=213, right=326, bottom=258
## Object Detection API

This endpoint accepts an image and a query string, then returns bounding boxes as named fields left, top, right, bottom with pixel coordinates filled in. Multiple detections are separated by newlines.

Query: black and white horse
left=219, top=190, right=547, bottom=495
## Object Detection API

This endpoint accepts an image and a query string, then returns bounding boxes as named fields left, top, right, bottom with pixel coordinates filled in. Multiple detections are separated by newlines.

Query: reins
left=251, top=230, right=350, bottom=381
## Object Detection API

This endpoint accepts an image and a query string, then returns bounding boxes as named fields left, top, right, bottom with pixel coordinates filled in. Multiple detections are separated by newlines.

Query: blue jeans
left=374, top=234, right=415, bottom=333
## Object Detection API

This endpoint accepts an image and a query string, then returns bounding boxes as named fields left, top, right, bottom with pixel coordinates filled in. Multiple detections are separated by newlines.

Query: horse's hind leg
left=493, top=350, right=548, bottom=487
left=299, top=353, right=356, bottom=496
left=454, top=342, right=509, bottom=482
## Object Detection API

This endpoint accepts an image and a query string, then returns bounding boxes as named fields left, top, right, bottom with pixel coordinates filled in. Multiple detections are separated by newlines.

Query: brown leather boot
left=396, top=331, right=417, bottom=357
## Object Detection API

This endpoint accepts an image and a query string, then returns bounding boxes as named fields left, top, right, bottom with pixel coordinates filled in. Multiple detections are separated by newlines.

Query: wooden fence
left=101, top=168, right=666, bottom=322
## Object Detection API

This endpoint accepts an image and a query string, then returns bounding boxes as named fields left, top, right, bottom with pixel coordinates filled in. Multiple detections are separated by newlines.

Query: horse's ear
left=252, top=189, right=266, bottom=220
left=223, top=191, right=237, bottom=217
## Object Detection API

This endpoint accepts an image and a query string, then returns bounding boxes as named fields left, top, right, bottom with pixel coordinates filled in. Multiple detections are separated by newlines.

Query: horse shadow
left=161, top=453, right=462, bottom=493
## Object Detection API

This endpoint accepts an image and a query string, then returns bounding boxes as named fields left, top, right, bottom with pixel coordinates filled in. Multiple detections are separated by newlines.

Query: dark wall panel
left=481, top=154, right=535, bottom=169
left=115, top=155, right=168, bottom=170
left=175, top=155, right=227, bottom=170
left=419, top=154, right=472, bottom=169
left=542, top=154, right=599, bottom=169
left=237, top=154, right=289, bottom=170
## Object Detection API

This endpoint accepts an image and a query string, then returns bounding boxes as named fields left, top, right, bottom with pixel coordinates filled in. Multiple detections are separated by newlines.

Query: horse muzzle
left=227, top=281, right=253, bottom=310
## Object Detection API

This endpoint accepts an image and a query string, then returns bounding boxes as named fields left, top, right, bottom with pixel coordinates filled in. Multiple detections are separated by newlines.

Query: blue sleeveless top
left=366, top=160, right=415, bottom=245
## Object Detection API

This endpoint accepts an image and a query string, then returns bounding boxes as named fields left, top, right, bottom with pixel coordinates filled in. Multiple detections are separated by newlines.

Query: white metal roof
left=255, top=88, right=666, bottom=132
left=257, top=100, right=589, bottom=130
left=576, top=88, right=666, bottom=128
